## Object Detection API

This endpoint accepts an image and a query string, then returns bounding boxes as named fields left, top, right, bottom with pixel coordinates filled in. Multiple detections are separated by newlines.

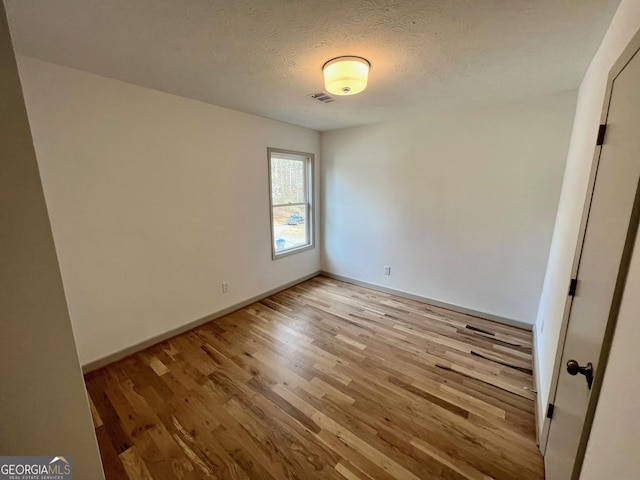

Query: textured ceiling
left=5, top=0, right=621, bottom=131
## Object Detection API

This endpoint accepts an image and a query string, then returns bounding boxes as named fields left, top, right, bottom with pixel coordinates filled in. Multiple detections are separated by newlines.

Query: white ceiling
left=5, top=0, right=621, bottom=131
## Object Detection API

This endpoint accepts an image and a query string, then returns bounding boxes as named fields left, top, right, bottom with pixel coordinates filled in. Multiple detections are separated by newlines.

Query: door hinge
left=568, top=278, right=578, bottom=296
left=596, top=124, right=607, bottom=146
left=546, top=403, right=555, bottom=419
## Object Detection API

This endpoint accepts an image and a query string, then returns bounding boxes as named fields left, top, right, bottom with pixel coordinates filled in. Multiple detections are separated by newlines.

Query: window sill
left=272, top=243, right=315, bottom=260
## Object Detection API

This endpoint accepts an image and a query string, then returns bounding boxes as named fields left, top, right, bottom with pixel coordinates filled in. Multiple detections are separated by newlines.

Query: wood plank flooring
left=85, top=276, right=544, bottom=480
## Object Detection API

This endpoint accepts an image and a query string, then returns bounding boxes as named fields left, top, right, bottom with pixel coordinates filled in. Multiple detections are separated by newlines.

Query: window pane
left=273, top=205, right=307, bottom=252
left=268, top=148, right=313, bottom=259
left=271, top=157, right=305, bottom=205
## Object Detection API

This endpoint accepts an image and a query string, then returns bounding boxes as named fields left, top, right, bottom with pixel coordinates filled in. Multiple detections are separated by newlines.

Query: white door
left=544, top=47, right=640, bottom=479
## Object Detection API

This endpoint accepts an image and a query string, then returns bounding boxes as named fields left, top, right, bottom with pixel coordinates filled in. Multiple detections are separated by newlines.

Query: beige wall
left=535, top=0, right=640, bottom=438
left=321, top=91, right=576, bottom=326
left=17, top=57, right=321, bottom=367
left=0, top=5, right=103, bottom=478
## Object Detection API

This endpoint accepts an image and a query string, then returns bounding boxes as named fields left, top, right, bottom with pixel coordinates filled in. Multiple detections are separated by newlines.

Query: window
left=268, top=148, right=314, bottom=258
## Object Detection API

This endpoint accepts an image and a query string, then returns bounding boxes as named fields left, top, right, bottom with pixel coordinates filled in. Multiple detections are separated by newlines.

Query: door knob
left=566, top=360, right=594, bottom=390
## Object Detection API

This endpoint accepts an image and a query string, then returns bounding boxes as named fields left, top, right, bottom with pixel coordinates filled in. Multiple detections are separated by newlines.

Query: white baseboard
left=82, top=270, right=322, bottom=373
left=532, top=327, right=543, bottom=449
left=83, top=269, right=533, bottom=373
left=320, top=271, right=533, bottom=331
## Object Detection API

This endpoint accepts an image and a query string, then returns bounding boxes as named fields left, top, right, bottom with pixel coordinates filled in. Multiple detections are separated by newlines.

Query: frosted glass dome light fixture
left=322, top=56, right=370, bottom=96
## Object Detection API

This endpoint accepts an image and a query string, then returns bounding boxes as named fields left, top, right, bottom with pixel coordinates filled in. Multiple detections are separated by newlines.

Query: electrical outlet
left=384, top=265, right=391, bottom=275
left=222, top=281, right=229, bottom=293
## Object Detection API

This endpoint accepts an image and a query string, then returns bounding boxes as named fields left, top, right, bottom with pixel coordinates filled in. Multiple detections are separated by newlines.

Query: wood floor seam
left=85, top=275, right=543, bottom=480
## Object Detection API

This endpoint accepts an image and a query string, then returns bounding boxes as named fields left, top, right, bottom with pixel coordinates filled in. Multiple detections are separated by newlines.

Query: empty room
left=2, top=1, right=640, bottom=479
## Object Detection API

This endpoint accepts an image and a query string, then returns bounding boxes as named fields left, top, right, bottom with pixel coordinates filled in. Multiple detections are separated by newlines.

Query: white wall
left=17, top=57, right=321, bottom=367
left=534, top=0, right=640, bottom=436
left=321, top=91, right=576, bottom=325
left=0, top=6, right=103, bottom=477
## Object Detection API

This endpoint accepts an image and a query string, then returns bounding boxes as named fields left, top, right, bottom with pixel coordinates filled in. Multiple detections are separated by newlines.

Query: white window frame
left=268, top=148, right=314, bottom=259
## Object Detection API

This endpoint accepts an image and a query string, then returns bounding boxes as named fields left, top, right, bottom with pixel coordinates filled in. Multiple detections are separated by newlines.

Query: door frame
left=539, top=29, right=640, bottom=475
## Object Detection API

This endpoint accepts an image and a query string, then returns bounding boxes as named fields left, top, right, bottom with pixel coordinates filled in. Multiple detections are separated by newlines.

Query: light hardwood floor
left=85, top=275, right=543, bottom=480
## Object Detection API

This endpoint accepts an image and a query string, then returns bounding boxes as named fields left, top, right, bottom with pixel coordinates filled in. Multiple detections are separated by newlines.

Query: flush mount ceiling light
left=322, top=56, right=370, bottom=96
